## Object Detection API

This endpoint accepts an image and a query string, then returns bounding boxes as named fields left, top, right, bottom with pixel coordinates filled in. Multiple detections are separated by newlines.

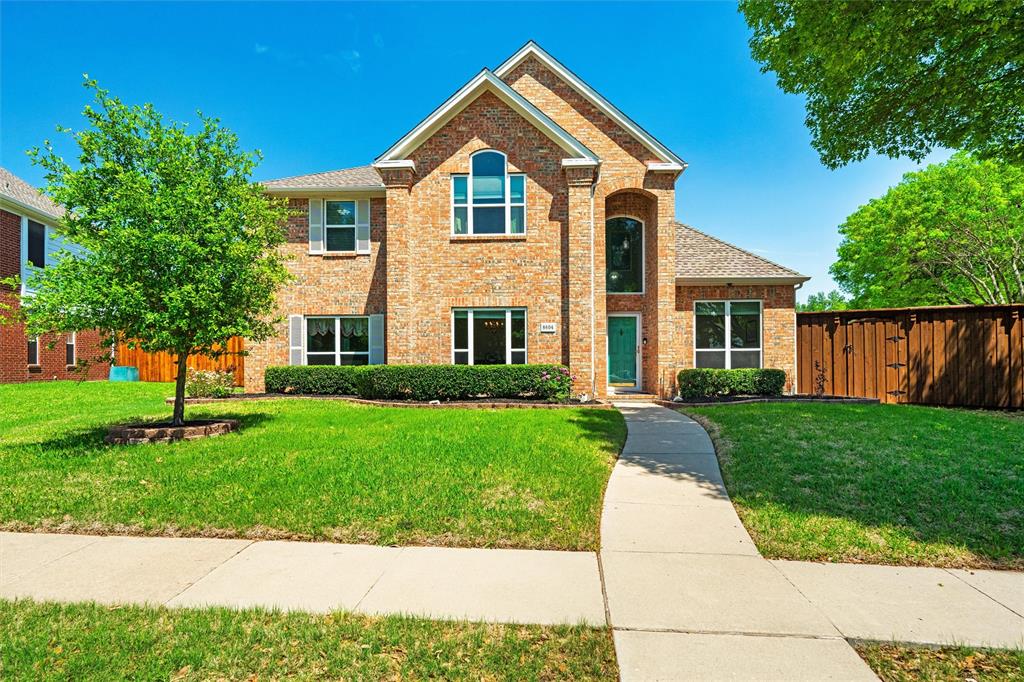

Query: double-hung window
left=310, top=199, right=371, bottom=254
left=452, top=150, right=525, bottom=235
left=694, top=301, right=762, bottom=369
left=66, top=332, right=76, bottom=366
left=452, top=308, right=526, bottom=365
left=305, top=316, right=371, bottom=366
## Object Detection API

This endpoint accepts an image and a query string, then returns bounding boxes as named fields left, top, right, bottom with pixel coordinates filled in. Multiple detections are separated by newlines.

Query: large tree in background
left=831, top=153, right=1024, bottom=307
left=740, top=1, right=1024, bottom=167
left=797, top=290, right=850, bottom=312
left=11, top=80, right=291, bottom=426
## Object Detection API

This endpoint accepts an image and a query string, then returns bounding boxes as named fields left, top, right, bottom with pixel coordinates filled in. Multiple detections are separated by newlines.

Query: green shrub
left=677, top=368, right=786, bottom=400
left=185, top=368, right=236, bottom=398
left=264, top=365, right=366, bottom=395
left=264, top=364, right=574, bottom=403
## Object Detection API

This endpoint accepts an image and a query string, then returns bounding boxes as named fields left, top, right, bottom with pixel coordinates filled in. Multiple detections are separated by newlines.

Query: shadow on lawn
left=17, top=411, right=275, bottom=458
left=693, top=404, right=1024, bottom=567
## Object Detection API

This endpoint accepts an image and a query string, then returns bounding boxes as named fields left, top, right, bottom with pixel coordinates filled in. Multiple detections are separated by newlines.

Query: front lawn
left=0, top=599, right=617, bottom=680
left=0, top=382, right=624, bottom=550
left=686, top=403, right=1024, bottom=568
left=856, top=642, right=1024, bottom=682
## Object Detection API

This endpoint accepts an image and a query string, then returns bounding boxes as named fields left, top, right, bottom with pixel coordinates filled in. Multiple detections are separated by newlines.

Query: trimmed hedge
left=265, top=364, right=573, bottom=403
left=677, top=368, right=786, bottom=400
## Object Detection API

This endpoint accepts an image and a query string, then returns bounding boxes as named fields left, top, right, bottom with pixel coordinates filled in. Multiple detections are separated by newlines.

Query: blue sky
left=1, top=1, right=948, bottom=300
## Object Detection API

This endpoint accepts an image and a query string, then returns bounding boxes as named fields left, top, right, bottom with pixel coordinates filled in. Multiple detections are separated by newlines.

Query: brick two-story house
left=0, top=168, right=106, bottom=383
left=247, top=42, right=808, bottom=398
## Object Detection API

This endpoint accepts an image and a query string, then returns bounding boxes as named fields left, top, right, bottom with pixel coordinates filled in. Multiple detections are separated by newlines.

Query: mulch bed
left=166, top=394, right=613, bottom=409
left=106, top=419, right=240, bottom=445
left=659, top=395, right=880, bottom=408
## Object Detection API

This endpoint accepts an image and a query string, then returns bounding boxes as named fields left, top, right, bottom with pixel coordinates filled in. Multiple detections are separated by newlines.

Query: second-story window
left=27, top=220, right=46, bottom=268
left=452, top=150, right=525, bottom=236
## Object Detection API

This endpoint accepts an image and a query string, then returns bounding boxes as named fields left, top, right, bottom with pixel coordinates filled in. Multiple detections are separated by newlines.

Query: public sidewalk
left=604, top=402, right=1023, bottom=681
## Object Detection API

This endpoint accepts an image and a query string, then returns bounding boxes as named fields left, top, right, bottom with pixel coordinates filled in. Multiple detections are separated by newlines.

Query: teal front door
left=608, top=316, right=638, bottom=388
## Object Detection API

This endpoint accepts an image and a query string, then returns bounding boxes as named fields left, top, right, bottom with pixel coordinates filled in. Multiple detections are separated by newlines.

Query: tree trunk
left=171, top=352, right=189, bottom=427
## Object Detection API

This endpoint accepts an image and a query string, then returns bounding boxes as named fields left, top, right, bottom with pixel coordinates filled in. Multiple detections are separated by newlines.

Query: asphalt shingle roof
left=675, top=222, right=807, bottom=281
left=261, top=165, right=384, bottom=190
left=0, top=167, right=63, bottom=221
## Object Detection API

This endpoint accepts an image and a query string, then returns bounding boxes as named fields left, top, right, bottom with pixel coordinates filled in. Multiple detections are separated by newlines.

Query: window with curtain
left=452, top=151, right=525, bottom=236
left=305, top=316, right=370, bottom=365
left=452, top=309, right=527, bottom=365
left=606, top=217, right=643, bottom=293
left=695, top=301, right=762, bottom=369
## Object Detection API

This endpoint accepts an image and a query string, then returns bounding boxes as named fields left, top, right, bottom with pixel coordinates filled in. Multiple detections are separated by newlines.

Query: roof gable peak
left=495, top=41, right=686, bottom=170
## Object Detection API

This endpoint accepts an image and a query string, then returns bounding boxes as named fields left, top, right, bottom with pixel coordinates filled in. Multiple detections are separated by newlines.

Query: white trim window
left=452, top=150, right=526, bottom=236
left=321, top=200, right=371, bottom=253
left=694, top=300, right=762, bottom=369
left=606, top=216, right=644, bottom=294
left=66, top=332, right=76, bottom=367
left=305, top=316, right=371, bottom=366
left=27, top=336, right=39, bottom=365
left=452, top=308, right=527, bottom=365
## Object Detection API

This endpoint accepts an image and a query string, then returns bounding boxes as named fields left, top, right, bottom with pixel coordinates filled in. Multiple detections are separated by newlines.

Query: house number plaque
left=539, top=322, right=557, bottom=334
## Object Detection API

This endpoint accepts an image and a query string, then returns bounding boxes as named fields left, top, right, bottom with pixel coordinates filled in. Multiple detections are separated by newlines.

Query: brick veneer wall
left=675, top=284, right=798, bottom=392
left=0, top=208, right=108, bottom=383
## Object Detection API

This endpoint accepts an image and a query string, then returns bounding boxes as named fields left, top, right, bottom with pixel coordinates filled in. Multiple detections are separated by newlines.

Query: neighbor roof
left=675, top=222, right=808, bottom=285
left=495, top=41, right=687, bottom=170
left=261, top=165, right=384, bottom=193
left=374, top=69, right=598, bottom=167
left=0, top=167, right=63, bottom=222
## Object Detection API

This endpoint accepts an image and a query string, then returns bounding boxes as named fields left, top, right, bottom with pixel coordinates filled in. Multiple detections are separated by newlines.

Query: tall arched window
left=606, top=216, right=644, bottom=293
left=452, top=150, right=526, bottom=235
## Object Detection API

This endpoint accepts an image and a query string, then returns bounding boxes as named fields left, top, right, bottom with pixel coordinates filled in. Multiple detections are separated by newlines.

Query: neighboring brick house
left=247, top=42, right=808, bottom=398
left=0, top=168, right=107, bottom=383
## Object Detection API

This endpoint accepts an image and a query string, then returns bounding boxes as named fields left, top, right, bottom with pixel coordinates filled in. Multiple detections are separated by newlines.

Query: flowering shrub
left=537, top=366, right=574, bottom=403
left=185, top=368, right=236, bottom=398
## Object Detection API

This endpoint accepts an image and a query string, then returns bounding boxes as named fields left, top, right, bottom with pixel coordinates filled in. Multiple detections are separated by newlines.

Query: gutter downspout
left=590, top=179, right=597, bottom=398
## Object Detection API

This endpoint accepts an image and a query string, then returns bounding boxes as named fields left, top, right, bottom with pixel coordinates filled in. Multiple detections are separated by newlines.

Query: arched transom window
left=451, top=150, right=526, bottom=235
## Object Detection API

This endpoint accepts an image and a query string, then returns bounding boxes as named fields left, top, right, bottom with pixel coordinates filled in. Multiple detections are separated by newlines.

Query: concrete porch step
left=610, top=393, right=659, bottom=402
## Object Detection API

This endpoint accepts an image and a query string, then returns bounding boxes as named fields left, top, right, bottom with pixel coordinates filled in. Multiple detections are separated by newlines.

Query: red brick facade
left=1, top=208, right=108, bottom=383
left=245, top=48, right=801, bottom=397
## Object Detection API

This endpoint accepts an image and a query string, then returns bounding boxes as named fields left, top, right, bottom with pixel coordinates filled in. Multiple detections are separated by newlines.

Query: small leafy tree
left=12, top=79, right=291, bottom=426
left=831, top=153, right=1024, bottom=307
left=740, top=0, right=1024, bottom=167
left=797, top=290, right=850, bottom=312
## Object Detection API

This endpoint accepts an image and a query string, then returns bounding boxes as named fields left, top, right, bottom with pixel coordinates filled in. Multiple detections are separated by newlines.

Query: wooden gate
left=115, top=337, right=245, bottom=386
left=797, top=305, right=1024, bottom=408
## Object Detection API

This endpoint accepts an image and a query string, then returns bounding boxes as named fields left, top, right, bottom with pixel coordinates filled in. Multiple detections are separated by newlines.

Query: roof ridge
left=674, top=221, right=803, bottom=277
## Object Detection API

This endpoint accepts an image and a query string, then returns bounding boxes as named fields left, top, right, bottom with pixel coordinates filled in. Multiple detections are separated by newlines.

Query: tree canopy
left=740, top=0, right=1024, bottom=167
left=797, top=290, right=850, bottom=312
left=831, top=153, right=1024, bottom=308
left=12, top=79, right=291, bottom=425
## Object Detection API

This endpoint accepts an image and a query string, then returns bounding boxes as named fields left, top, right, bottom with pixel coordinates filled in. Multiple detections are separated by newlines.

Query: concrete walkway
left=0, top=533, right=605, bottom=626
left=605, top=403, right=1024, bottom=681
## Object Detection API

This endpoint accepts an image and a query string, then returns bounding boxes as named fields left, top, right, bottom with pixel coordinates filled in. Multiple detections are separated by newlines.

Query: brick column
left=649, top=175, right=682, bottom=397
left=565, top=164, right=597, bottom=398
left=381, top=166, right=415, bottom=364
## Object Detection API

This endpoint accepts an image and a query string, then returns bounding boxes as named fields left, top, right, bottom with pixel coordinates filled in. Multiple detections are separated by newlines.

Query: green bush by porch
left=677, top=368, right=786, bottom=399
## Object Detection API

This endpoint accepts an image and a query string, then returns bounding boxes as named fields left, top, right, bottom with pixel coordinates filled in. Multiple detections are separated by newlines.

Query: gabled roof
left=374, top=69, right=598, bottom=167
left=261, top=165, right=384, bottom=193
left=0, top=167, right=64, bottom=222
left=495, top=41, right=687, bottom=171
left=675, top=222, right=808, bottom=285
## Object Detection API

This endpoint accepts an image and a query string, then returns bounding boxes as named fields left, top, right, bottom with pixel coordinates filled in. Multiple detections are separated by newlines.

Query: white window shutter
left=368, top=314, right=385, bottom=364
left=308, top=199, right=324, bottom=253
left=356, top=200, right=370, bottom=254
left=288, top=315, right=304, bottom=365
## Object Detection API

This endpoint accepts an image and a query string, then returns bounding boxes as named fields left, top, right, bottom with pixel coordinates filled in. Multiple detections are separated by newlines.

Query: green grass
left=0, top=381, right=624, bottom=550
left=0, top=599, right=617, bottom=681
left=856, top=643, right=1024, bottom=681
left=686, top=403, right=1024, bottom=568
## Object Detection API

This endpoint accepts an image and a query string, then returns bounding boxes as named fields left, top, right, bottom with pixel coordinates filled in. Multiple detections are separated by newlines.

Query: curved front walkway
left=604, top=403, right=879, bottom=681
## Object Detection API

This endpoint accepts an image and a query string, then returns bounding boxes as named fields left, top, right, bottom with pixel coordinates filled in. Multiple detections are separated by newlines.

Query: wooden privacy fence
left=797, top=305, right=1024, bottom=408
left=115, top=337, right=245, bottom=386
